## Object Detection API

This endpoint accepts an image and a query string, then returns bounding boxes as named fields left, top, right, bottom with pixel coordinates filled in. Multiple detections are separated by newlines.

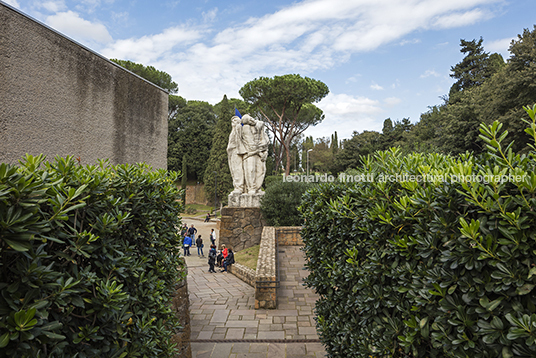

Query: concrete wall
left=0, top=2, right=168, bottom=169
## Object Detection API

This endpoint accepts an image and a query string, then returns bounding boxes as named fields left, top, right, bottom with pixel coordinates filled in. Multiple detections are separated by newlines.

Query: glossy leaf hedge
left=0, top=156, right=184, bottom=358
left=301, top=105, right=536, bottom=357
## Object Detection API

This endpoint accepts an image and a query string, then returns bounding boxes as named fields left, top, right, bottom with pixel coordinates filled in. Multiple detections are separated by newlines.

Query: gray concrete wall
left=0, top=2, right=168, bottom=169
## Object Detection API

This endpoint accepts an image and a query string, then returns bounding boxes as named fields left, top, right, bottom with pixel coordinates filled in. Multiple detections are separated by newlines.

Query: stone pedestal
left=219, top=207, right=265, bottom=251
left=228, top=192, right=265, bottom=208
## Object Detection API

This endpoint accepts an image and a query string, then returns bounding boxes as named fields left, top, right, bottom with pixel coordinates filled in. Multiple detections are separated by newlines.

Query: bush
left=0, top=155, right=184, bottom=358
left=263, top=174, right=283, bottom=189
left=261, top=180, right=310, bottom=226
left=301, top=106, right=536, bottom=357
left=185, top=206, right=197, bottom=214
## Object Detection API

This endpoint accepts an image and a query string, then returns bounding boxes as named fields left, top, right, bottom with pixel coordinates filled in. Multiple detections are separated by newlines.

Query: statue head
left=241, top=114, right=256, bottom=126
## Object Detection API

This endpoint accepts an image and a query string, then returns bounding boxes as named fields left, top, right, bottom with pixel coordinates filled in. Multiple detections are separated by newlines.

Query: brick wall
left=276, top=227, right=303, bottom=246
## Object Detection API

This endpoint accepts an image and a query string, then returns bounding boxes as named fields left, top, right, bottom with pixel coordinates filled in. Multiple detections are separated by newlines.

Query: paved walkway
left=185, top=244, right=327, bottom=358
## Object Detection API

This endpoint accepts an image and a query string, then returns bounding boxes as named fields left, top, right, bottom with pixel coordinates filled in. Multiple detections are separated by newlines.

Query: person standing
left=210, top=229, right=216, bottom=246
left=188, top=224, right=197, bottom=246
left=196, top=235, right=204, bottom=257
left=180, top=224, right=188, bottom=237
left=208, top=245, right=217, bottom=273
left=183, top=234, right=192, bottom=256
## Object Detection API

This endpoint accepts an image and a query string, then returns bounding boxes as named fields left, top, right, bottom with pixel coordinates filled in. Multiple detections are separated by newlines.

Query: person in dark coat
left=208, top=245, right=217, bottom=273
left=196, top=235, right=204, bottom=257
left=221, top=248, right=235, bottom=273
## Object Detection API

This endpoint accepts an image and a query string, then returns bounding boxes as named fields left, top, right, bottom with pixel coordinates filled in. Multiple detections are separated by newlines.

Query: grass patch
left=234, top=245, right=260, bottom=271
left=185, top=203, right=212, bottom=212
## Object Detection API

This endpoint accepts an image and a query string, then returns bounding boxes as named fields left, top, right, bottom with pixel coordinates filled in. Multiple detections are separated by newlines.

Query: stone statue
left=227, top=113, right=269, bottom=207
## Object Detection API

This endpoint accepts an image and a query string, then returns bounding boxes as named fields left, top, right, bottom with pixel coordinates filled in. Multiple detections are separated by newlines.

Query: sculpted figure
left=227, top=114, right=269, bottom=195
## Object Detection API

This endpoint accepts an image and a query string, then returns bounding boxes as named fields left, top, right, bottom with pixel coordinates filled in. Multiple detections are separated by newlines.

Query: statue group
left=227, top=113, right=269, bottom=207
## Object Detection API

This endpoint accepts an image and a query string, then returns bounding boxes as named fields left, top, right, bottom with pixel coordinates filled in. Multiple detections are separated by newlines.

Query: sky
left=4, top=0, right=536, bottom=141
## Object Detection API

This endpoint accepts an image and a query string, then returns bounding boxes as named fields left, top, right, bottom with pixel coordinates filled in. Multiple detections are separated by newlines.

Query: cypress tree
left=332, top=131, right=339, bottom=155
left=203, top=95, right=243, bottom=207
left=181, top=155, right=187, bottom=205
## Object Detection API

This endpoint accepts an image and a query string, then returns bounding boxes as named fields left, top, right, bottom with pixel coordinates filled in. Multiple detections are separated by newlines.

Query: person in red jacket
left=221, top=248, right=235, bottom=273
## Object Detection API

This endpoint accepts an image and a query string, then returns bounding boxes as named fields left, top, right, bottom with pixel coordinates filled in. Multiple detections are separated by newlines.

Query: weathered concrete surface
left=0, top=3, right=168, bottom=168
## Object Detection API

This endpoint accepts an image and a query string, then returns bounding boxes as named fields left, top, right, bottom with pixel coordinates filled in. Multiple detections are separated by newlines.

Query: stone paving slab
left=185, top=244, right=327, bottom=357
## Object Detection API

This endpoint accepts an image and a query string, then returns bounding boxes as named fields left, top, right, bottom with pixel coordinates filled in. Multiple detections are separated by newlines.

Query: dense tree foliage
left=168, top=100, right=216, bottom=180
left=110, top=59, right=178, bottom=93
left=202, top=96, right=248, bottom=207
left=260, top=180, right=311, bottom=226
left=239, top=74, right=329, bottom=175
left=448, top=38, right=503, bottom=102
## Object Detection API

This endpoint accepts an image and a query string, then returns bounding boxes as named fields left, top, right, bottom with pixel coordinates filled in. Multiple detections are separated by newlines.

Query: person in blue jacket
left=183, top=234, right=192, bottom=256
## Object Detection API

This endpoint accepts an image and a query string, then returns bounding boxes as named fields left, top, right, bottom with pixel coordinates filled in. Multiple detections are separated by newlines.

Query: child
left=208, top=245, right=217, bottom=273
left=196, top=235, right=204, bottom=257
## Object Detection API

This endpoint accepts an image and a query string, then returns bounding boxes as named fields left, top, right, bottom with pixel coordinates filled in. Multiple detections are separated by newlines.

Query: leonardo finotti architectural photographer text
left=283, top=173, right=526, bottom=184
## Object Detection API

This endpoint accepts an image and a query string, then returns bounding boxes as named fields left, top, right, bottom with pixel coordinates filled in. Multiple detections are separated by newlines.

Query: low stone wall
left=227, top=262, right=255, bottom=287
left=254, top=227, right=277, bottom=309
left=276, top=227, right=303, bottom=246
left=228, top=226, right=303, bottom=309
left=171, top=260, right=191, bottom=358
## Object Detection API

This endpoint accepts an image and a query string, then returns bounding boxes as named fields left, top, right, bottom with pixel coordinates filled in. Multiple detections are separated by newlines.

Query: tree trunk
left=285, top=144, right=291, bottom=176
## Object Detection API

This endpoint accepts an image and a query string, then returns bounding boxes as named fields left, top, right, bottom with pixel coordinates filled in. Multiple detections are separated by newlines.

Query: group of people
left=181, top=224, right=233, bottom=272
left=207, top=244, right=235, bottom=273
left=181, top=224, right=200, bottom=257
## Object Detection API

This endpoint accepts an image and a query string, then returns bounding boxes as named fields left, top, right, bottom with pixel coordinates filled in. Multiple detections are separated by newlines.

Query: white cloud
left=305, top=92, right=384, bottom=139
left=202, top=8, right=218, bottom=23
left=46, top=11, right=112, bottom=44
left=111, top=11, right=129, bottom=24
left=487, top=37, right=513, bottom=57
left=420, top=69, right=441, bottom=78
left=345, top=75, right=361, bottom=84
left=99, top=0, right=503, bottom=114
left=400, top=38, right=421, bottom=46
left=101, top=26, right=204, bottom=64
left=3, top=0, right=20, bottom=8
left=370, top=82, right=384, bottom=91
left=433, top=8, right=490, bottom=29
left=40, top=0, right=66, bottom=13
left=384, top=97, right=402, bottom=107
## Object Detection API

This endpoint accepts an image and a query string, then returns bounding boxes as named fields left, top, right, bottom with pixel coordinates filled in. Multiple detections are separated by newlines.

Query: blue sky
left=4, top=0, right=535, bottom=140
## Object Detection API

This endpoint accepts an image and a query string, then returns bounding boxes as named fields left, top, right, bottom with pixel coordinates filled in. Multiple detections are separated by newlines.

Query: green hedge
left=261, top=180, right=311, bottom=226
left=0, top=155, right=184, bottom=358
left=301, top=106, right=536, bottom=357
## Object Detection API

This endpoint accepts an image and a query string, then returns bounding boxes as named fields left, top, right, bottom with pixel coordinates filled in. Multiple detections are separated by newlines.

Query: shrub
left=0, top=155, right=184, bottom=358
left=261, top=180, right=310, bottom=226
left=185, top=206, right=197, bottom=214
left=301, top=106, right=536, bottom=357
left=263, top=174, right=283, bottom=189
